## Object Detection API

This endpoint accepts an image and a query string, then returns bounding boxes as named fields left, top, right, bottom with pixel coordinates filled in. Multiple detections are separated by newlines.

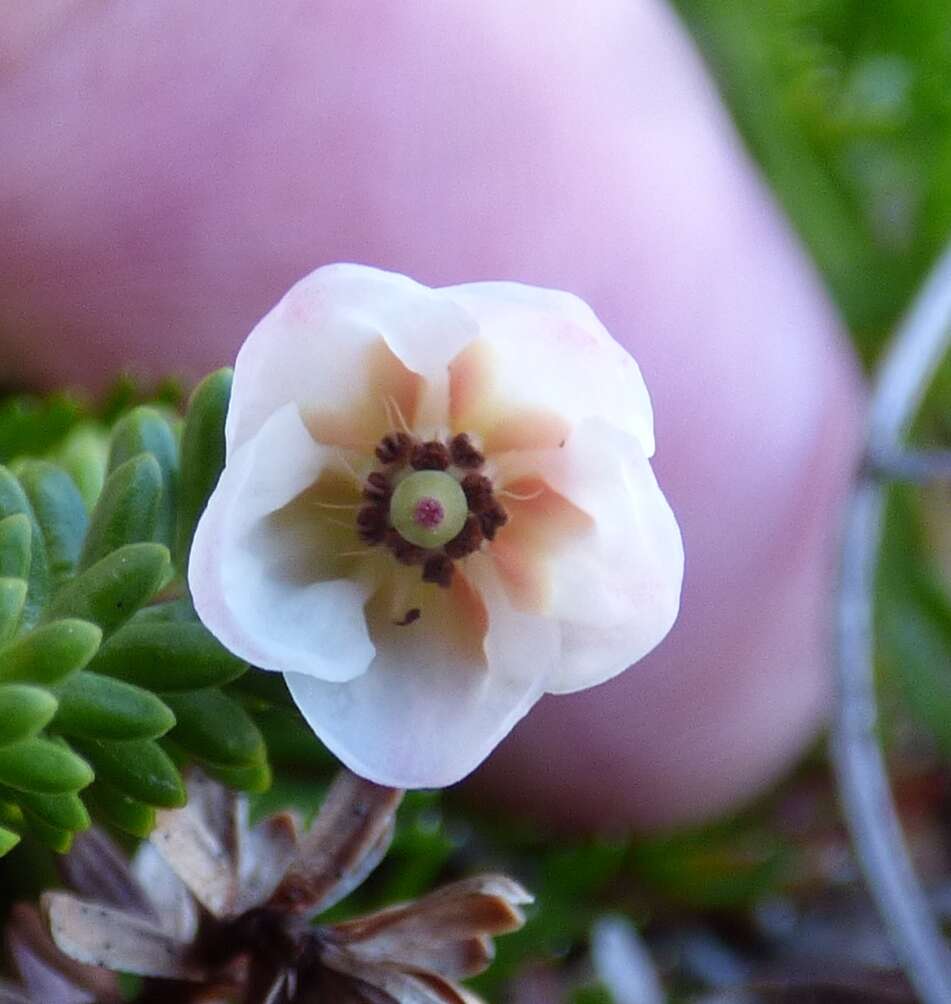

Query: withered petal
left=234, top=811, right=300, bottom=916
left=130, top=840, right=199, bottom=943
left=320, top=945, right=471, bottom=1004
left=294, top=967, right=399, bottom=1004
left=313, top=815, right=396, bottom=917
left=0, top=980, right=33, bottom=1004
left=42, top=892, right=204, bottom=981
left=6, top=902, right=121, bottom=1004
left=269, top=770, right=403, bottom=916
left=328, top=929, right=493, bottom=981
left=60, top=830, right=156, bottom=921
left=150, top=799, right=240, bottom=919
left=186, top=768, right=242, bottom=860
left=328, top=873, right=531, bottom=947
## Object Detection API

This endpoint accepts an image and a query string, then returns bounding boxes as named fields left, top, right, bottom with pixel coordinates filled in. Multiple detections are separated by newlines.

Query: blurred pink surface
left=0, top=1, right=863, bottom=828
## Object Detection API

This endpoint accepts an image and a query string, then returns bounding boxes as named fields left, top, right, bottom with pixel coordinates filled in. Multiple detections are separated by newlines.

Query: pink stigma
left=413, top=497, right=445, bottom=529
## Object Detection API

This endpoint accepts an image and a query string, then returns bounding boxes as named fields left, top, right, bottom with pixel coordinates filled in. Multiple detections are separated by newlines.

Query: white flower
left=189, top=264, right=683, bottom=788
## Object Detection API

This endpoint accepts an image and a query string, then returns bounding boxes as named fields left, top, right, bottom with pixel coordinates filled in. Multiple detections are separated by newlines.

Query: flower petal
left=61, top=829, right=156, bottom=920
left=321, top=946, right=471, bottom=1004
left=226, top=264, right=478, bottom=453
left=42, top=893, right=202, bottom=981
left=495, top=419, right=682, bottom=694
left=443, top=281, right=654, bottom=456
left=285, top=557, right=558, bottom=788
left=269, top=770, right=402, bottom=917
left=190, top=401, right=376, bottom=683
left=130, top=841, right=199, bottom=943
left=6, top=902, right=120, bottom=1004
left=329, top=874, right=530, bottom=980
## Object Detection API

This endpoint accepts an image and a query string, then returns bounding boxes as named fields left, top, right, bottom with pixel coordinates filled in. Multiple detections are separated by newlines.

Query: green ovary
left=390, top=471, right=468, bottom=549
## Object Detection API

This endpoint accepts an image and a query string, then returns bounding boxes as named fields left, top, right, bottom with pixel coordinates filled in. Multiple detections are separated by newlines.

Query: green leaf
left=227, top=667, right=294, bottom=706
left=55, top=671, right=175, bottom=741
left=202, top=758, right=272, bottom=795
left=109, top=407, right=179, bottom=551
left=55, top=423, right=109, bottom=511
left=0, top=466, right=49, bottom=628
left=163, top=688, right=265, bottom=767
left=80, top=454, right=162, bottom=570
left=254, top=706, right=332, bottom=771
left=90, top=620, right=246, bottom=691
left=0, top=513, right=31, bottom=579
left=0, top=684, right=57, bottom=745
left=0, top=738, right=93, bottom=793
left=0, top=825, right=20, bottom=857
left=176, top=368, right=231, bottom=566
left=0, top=578, right=27, bottom=646
left=10, top=788, right=90, bottom=832
left=47, top=543, right=170, bottom=637
left=12, top=460, right=88, bottom=586
left=24, top=813, right=74, bottom=853
left=84, top=781, right=155, bottom=838
left=0, top=619, right=102, bottom=685
left=71, top=737, right=185, bottom=808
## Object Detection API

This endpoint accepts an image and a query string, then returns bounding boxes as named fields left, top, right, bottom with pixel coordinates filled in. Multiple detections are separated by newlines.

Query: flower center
left=355, top=432, right=510, bottom=590
left=390, top=471, right=468, bottom=549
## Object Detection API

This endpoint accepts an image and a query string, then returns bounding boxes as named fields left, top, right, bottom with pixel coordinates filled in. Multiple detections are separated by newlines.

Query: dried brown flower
left=40, top=770, right=530, bottom=1003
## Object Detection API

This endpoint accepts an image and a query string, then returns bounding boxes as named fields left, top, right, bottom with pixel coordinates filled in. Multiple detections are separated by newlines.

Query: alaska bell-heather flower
left=189, top=264, right=683, bottom=787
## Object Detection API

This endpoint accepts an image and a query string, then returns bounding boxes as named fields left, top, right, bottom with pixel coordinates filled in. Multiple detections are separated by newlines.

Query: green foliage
left=176, top=368, right=232, bottom=565
left=12, top=460, right=88, bottom=586
left=0, top=685, right=58, bottom=745
left=78, top=454, right=162, bottom=570
left=89, top=620, right=247, bottom=691
left=630, top=818, right=791, bottom=910
left=674, top=0, right=951, bottom=360
left=0, top=368, right=321, bottom=860
left=877, top=485, right=951, bottom=754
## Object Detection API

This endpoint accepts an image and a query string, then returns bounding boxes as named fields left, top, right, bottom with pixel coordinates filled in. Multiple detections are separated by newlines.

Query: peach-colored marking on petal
left=449, top=339, right=570, bottom=452
left=304, top=337, right=423, bottom=450
left=483, top=408, right=570, bottom=454
left=449, top=338, right=494, bottom=435
left=490, top=476, right=592, bottom=613
left=491, top=535, right=550, bottom=614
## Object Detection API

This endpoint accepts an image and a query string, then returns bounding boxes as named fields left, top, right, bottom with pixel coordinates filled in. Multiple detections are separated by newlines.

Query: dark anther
left=461, top=473, right=494, bottom=513
left=363, top=471, right=391, bottom=502
left=394, top=608, right=422, bottom=626
left=422, top=554, right=454, bottom=588
left=444, top=514, right=484, bottom=559
left=356, top=504, right=388, bottom=544
left=479, top=499, right=509, bottom=541
left=386, top=530, right=427, bottom=565
left=375, top=431, right=413, bottom=465
left=449, top=433, right=484, bottom=469
left=410, top=440, right=451, bottom=471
